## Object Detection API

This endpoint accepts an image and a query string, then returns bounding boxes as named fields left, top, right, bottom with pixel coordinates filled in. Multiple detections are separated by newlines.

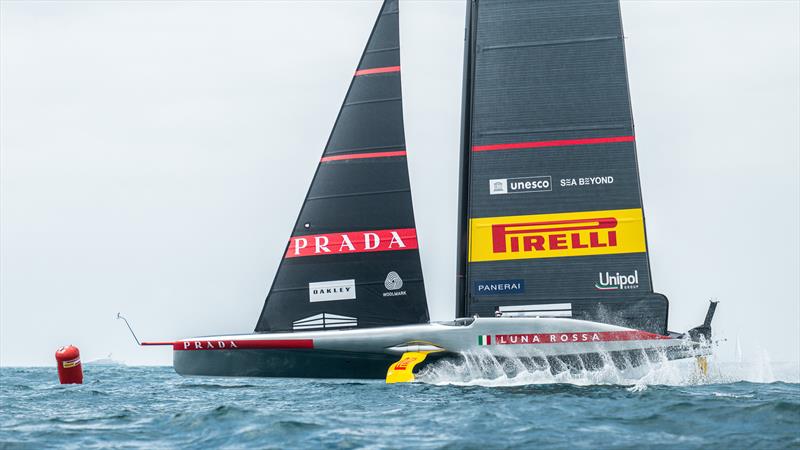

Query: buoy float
left=55, top=345, right=83, bottom=384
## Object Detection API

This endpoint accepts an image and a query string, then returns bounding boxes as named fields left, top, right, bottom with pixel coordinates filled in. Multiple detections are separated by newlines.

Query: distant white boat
left=85, top=353, right=126, bottom=366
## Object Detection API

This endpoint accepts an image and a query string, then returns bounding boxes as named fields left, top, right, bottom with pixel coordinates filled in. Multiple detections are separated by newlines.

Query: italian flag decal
left=478, top=335, right=492, bottom=346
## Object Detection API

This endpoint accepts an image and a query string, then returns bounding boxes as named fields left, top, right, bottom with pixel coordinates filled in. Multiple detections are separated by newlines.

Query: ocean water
left=1, top=359, right=798, bottom=449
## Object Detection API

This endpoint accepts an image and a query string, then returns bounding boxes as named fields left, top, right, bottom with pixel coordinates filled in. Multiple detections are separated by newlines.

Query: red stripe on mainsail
left=285, top=228, right=418, bottom=258
left=174, top=339, right=314, bottom=351
left=354, top=65, right=401, bottom=76
left=472, top=136, right=635, bottom=152
left=491, top=330, right=670, bottom=345
left=320, top=150, right=406, bottom=162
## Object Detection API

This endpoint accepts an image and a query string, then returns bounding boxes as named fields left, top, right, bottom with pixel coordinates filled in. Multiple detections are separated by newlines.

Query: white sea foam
left=416, top=347, right=799, bottom=388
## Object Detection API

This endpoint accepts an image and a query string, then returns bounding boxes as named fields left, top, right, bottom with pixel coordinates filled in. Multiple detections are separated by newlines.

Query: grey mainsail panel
left=457, top=0, right=668, bottom=333
left=256, top=0, right=429, bottom=333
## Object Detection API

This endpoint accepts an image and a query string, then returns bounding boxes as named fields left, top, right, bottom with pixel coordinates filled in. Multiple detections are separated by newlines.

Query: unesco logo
left=489, top=176, right=552, bottom=195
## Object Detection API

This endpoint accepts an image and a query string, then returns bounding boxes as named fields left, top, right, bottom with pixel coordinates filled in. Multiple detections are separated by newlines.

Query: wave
left=416, top=348, right=800, bottom=388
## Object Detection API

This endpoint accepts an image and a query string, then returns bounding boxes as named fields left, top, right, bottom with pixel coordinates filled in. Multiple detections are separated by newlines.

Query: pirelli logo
left=468, top=209, right=647, bottom=262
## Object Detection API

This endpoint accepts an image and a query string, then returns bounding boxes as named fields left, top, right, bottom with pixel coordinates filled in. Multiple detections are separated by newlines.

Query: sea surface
left=1, top=359, right=798, bottom=449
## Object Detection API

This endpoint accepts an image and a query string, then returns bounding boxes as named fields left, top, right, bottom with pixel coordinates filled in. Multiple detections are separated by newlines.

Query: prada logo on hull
left=183, top=340, right=239, bottom=350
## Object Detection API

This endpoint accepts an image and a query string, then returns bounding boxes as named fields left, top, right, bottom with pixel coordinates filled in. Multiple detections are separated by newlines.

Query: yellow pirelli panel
left=468, top=208, right=647, bottom=263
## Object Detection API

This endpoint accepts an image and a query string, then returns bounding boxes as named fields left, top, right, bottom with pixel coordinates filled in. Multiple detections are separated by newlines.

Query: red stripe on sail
left=285, top=228, right=418, bottom=258
left=354, top=65, right=401, bottom=76
left=491, top=330, right=670, bottom=346
left=320, top=150, right=406, bottom=162
left=472, top=136, right=635, bottom=152
left=174, top=339, right=314, bottom=351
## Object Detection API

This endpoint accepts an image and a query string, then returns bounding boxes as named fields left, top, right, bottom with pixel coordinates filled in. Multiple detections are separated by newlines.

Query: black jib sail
left=456, top=0, right=669, bottom=334
left=255, top=0, right=429, bottom=333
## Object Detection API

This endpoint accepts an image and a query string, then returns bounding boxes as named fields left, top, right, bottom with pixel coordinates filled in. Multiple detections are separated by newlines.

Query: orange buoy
left=55, top=345, right=83, bottom=384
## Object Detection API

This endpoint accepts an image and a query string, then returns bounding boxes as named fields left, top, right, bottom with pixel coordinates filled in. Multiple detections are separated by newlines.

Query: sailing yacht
left=168, top=0, right=717, bottom=381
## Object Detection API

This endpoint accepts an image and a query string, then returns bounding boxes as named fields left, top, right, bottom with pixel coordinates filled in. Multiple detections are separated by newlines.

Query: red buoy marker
left=55, top=345, right=83, bottom=384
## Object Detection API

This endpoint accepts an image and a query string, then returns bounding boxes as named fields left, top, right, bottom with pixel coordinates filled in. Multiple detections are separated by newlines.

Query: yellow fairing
left=386, top=352, right=431, bottom=384
left=697, top=356, right=709, bottom=376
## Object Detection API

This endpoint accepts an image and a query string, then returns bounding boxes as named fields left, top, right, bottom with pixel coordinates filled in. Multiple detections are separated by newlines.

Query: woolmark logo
left=474, top=279, right=525, bottom=296
left=489, top=176, right=551, bottom=195
left=383, top=271, right=407, bottom=297
left=595, top=270, right=640, bottom=290
left=384, top=271, right=403, bottom=290
left=309, top=279, right=356, bottom=302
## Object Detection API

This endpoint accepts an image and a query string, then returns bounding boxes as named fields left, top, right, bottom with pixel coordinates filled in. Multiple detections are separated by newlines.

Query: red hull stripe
left=174, top=339, right=314, bottom=351
left=320, top=150, right=406, bottom=162
left=354, top=65, right=401, bottom=76
left=286, top=228, right=418, bottom=258
left=141, top=341, right=175, bottom=346
left=472, top=135, right=635, bottom=152
left=491, top=330, right=669, bottom=346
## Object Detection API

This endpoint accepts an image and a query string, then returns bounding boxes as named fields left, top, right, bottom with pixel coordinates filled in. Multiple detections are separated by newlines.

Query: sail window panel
left=477, top=0, right=621, bottom=49
left=309, top=158, right=410, bottom=199
left=295, top=191, right=416, bottom=235
left=467, top=142, right=643, bottom=218
left=359, top=49, right=400, bottom=72
left=325, top=101, right=404, bottom=154
left=471, top=41, right=631, bottom=146
left=343, top=72, right=402, bottom=106
left=363, top=10, right=399, bottom=58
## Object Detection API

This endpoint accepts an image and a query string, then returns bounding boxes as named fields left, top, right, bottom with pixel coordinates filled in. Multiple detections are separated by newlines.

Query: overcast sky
left=1, top=0, right=798, bottom=367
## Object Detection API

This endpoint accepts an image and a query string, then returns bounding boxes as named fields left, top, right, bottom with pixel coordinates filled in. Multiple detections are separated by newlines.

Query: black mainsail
left=255, top=0, right=429, bottom=333
left=456, top=0, right=669, bottom=334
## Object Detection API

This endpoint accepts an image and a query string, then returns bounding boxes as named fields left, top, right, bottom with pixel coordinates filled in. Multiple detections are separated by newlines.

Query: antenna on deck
left=117, top=313, right=141, bottom=346
left=117, top=313, right=174, bottom=346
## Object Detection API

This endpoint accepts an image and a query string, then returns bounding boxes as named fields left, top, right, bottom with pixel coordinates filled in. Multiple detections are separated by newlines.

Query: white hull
left=173, top=317, right=708, bottom=378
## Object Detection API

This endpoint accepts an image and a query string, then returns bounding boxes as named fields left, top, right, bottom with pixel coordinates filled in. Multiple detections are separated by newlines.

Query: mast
left=455, top=0, right=478, bottom=318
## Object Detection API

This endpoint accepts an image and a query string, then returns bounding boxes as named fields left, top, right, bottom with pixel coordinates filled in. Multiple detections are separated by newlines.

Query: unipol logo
left=491, top=217, right=617, bottom=254
left=595, top=270, right=640, bottom=290
left=286, top=228, right=418, bottom=258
